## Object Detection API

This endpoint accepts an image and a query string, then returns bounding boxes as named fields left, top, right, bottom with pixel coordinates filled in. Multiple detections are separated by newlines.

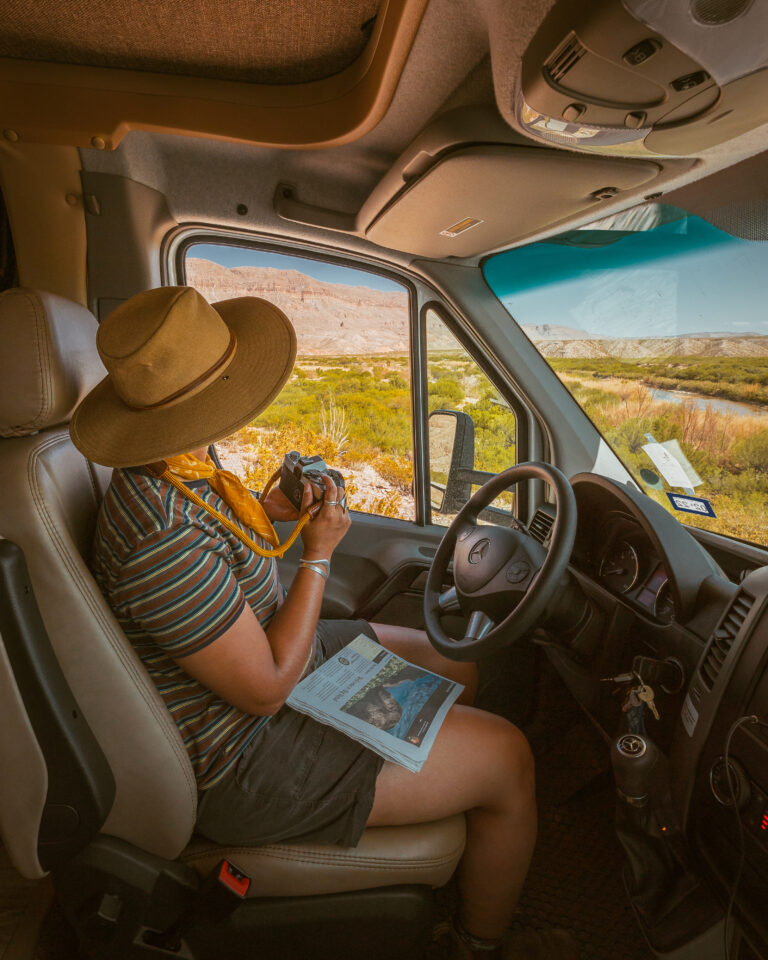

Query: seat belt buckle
left=145, top=859, right=251, bottom=952
left=211, top=859, right=251, bottom=905
left=196, top=859, right=251, bottom=922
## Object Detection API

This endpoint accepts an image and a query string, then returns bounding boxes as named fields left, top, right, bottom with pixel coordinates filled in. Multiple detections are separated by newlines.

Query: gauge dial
left=599, top=540, right=639, bottom=594
left=654, top=580, right=676, bottom=624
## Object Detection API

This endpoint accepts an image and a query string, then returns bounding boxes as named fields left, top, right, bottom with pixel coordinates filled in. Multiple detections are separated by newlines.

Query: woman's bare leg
left=370, top=622, right=478, bottom=705
left=367, top=704, right=536, bottom=941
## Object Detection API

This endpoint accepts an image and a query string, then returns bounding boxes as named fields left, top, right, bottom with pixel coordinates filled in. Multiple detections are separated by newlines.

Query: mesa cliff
left=187, top=259, right=768, bottom=358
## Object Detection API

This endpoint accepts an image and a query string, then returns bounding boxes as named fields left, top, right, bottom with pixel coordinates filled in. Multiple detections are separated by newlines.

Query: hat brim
left=70, top=297, right=297, bottom=468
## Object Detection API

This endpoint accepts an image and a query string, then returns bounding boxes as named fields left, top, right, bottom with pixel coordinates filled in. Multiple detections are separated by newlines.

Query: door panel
left=275, top=512, right=451, bottom=627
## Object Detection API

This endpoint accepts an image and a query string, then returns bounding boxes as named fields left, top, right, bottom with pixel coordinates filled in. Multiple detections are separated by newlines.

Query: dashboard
left=540, top=474, right=729, bottom=751
left=536, top=472, right=768, bottom=957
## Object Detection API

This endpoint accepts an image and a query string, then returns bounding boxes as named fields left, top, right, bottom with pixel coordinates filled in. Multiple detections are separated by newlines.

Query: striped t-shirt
left=90, top=465, right=284, bottom=789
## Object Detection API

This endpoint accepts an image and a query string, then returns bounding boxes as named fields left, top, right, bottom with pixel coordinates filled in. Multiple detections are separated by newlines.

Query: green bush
left=732, top=430, right=768, bottom=473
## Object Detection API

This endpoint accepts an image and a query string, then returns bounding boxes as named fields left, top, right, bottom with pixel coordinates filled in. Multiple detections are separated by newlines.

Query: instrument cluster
left=596, top=515, right=676, bottom=624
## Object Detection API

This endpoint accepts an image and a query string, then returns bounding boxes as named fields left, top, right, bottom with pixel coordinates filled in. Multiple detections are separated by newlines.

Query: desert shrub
left=372, top=453, right=413, bottom=493
left=731, top=429, right=768, bottom=473
left=428, top=376, right=463, bottom=408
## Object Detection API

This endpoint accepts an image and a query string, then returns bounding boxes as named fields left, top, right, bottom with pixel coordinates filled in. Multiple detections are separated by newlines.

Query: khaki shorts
left=194, top=619, right=385, bottom=848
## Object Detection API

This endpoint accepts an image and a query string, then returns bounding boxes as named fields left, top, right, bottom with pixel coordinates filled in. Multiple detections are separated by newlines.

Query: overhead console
left=275, top=106, right=695, bottom=257
left=516, top=0, right=768, bottom=157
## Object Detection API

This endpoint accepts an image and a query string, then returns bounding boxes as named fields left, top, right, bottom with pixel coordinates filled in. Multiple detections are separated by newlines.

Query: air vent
left=699, top=590, right=753, bottom=689
left=529, top=509, right=555, bottom=544
left=545, top=34, right=587, bottom=85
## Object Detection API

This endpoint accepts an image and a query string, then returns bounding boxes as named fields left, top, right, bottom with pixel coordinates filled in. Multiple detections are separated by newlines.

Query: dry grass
left=564, top=376, right=768, bottom=546
left=218, top=423, right=414, bottom=521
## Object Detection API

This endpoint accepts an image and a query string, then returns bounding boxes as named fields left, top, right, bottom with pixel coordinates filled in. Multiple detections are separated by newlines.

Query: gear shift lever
left=610, top=732, right=681, bottom=917
left=611, top=734, right=660, bottom=806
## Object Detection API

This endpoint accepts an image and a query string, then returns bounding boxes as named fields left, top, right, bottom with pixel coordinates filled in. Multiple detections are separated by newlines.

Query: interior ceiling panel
left=0, top=0, right=380, bottom=84
left=69, top=0, right=768, bottom=266
left=79, top=0, right=493, bottom=216
left=0, top=0, right=429, bottom=149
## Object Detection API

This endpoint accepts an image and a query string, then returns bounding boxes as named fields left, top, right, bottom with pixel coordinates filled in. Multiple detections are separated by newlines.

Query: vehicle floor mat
left=517, top=664, right=651, bottom=958
left=430, top=663, right=653, bottom=960
left=0, top=845, right=53, bottom=960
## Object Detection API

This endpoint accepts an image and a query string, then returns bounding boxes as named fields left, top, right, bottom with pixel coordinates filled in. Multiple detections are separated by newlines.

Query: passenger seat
left=0, top=287, right=464, bottom=959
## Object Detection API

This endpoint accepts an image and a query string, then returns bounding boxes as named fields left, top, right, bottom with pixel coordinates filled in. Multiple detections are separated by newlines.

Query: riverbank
left=549, top=357, right=768, bottom=408
left=558, top=372, right=768, bottom=421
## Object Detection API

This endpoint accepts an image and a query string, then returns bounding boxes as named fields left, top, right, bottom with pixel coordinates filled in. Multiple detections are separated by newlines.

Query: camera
left=279, top=450, right=344, bottom=511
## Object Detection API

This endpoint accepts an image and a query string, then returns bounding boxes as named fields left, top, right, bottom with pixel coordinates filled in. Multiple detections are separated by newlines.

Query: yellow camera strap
left=149, top=458, right=312, bottom=560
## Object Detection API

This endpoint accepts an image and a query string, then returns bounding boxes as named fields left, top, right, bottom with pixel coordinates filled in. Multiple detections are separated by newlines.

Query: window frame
left=170, top=228, right=535, bottom=527
left=419, top=301, right=531, bottom=525
left=175, top=231, right=424, bottom=523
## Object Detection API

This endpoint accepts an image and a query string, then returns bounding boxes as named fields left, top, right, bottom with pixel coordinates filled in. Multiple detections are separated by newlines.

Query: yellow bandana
left=165, top=453, right=279, bottom=547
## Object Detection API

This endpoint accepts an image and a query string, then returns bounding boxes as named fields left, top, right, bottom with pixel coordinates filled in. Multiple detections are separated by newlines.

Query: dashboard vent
left=529, top=509, right=555, bottom=544
left=699, top=590, right=753, bottom=689
left=545, top=34, right=587, bottom=85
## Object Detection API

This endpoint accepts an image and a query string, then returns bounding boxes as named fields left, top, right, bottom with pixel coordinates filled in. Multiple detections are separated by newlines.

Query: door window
left=425, top=308, right=517, bottom=526
left=184, top=243, right=414, bottom=520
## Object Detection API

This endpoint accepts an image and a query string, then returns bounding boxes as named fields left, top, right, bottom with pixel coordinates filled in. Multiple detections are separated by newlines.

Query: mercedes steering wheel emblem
left=506, top=560, right=530, bottom=584
left=468, top=538, right=491, bottom=564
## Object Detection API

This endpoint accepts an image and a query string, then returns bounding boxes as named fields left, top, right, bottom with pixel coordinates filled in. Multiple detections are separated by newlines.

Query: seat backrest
left=0, top=289, right=197, bottom=872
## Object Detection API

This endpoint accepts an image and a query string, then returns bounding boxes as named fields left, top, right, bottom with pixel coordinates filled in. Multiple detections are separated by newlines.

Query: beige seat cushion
left=181, top=815, right=466, bottom=897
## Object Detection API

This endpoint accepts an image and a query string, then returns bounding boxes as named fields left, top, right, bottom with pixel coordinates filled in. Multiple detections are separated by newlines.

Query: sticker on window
left=642, top=438, right=702, bottom=490
left=666, top=493, right=716, bottom=518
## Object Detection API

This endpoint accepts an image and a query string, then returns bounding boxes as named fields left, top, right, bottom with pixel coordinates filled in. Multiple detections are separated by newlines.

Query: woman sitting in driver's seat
left=72, top=286, right=572, bottom=960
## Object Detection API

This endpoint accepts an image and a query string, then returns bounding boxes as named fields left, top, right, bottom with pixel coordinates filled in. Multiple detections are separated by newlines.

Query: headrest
left=0, top=289, right=105, bottom=438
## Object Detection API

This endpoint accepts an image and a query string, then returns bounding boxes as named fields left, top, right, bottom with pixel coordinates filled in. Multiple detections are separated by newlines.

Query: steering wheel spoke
left=423, top=462, right=577, bottom=661
left=463, top=610, right=495, bottom=643
left=437, top=586, right=461, bottom=614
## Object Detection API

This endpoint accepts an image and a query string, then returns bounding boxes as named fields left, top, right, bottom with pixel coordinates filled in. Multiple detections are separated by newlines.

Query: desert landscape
left=186, top=257, right=768, bottom=545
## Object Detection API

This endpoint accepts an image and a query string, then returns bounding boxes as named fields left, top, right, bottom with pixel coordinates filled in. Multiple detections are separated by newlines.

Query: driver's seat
left=0, top=288, right=465, bottom=958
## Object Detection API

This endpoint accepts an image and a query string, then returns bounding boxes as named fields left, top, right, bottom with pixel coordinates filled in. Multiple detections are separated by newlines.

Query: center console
left=669, top=566, right=768, bottom=956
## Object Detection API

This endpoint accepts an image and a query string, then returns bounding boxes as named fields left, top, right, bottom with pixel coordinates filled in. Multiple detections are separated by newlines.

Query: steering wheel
left=424, top=462, right=577, bottom=661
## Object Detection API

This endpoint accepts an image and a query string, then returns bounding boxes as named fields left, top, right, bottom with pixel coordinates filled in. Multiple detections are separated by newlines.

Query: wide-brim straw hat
left=70, top=286, right=297, bottom=468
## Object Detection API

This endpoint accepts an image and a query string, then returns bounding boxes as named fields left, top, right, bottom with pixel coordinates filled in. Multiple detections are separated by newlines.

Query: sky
left=188, top=243, right=405, bottom=293
left=483, top=215, right=768, bottom=338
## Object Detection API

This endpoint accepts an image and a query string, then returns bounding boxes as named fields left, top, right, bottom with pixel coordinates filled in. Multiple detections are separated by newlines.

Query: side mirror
left=428, top=410, right=475, bottom=514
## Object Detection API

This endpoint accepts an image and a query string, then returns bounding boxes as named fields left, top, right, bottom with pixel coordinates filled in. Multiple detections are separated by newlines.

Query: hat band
left=126, top=331, right=238, bottom=411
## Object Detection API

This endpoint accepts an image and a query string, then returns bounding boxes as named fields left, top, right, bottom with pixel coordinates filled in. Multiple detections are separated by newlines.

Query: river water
left=649, top=388, right=768, bottom=420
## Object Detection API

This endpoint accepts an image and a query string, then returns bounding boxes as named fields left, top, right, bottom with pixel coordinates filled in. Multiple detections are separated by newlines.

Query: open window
left=425, top=307, right=519, bottom=528
left=183, top=242, right=416, bottom=521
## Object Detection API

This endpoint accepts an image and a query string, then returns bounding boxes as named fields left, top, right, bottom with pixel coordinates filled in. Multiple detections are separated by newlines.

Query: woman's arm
left=172, top=473, right=350, bottom=715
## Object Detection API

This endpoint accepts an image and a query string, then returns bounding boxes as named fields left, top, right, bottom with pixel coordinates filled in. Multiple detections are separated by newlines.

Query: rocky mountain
left=533, top=335, right=768, bottom=359
left=520, top=324, right=598, bottom=340
left=187, top=258, right=411, bottom=355
left=187, top=258, right=768, bottom=359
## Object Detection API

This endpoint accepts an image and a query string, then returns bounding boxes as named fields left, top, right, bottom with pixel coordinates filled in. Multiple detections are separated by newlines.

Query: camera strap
left=151, top=457, right=315, bottom=559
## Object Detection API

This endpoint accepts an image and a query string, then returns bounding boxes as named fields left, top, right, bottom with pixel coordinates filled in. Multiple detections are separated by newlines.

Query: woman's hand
left=300, top=472, right=351, bottom=560
left=260, top=483, right=305, bottom=522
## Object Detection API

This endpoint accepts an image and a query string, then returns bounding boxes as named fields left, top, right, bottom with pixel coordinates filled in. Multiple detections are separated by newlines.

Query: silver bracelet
left=298, top=558, right=330, bottom=580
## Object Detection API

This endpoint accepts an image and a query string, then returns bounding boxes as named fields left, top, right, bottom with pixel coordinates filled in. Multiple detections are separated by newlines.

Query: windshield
left=483, top=205, right=768, bottom=549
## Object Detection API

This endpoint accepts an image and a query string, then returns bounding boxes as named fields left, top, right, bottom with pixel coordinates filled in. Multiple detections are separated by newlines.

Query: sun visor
left=363, top=146, right=663, bottom=258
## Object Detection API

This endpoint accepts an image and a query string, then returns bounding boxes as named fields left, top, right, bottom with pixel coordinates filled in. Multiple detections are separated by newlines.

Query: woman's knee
left=470, top=712, right=535, bottom=804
